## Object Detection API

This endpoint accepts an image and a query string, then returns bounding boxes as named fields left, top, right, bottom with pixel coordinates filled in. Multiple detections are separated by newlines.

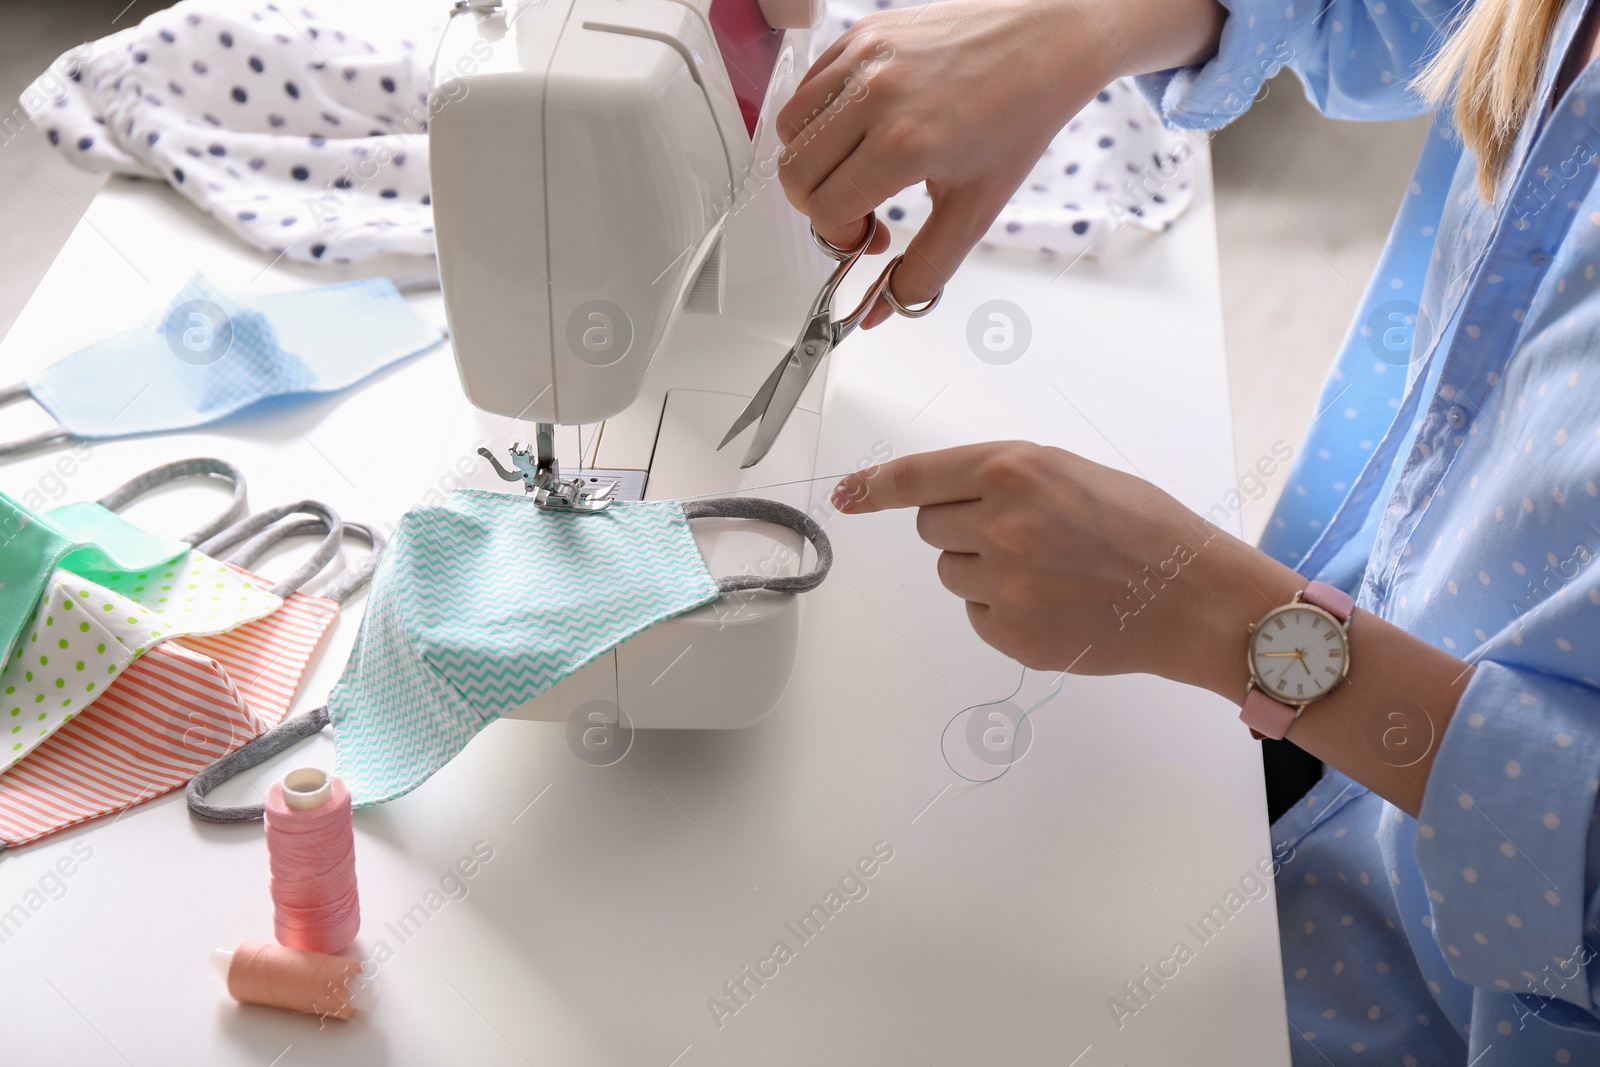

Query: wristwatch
left=1240, top=580, right=1354, bottom=740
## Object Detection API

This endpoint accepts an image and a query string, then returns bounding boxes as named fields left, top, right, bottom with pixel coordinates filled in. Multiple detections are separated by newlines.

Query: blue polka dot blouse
left=1142, top=0, right=1600, bottom=1063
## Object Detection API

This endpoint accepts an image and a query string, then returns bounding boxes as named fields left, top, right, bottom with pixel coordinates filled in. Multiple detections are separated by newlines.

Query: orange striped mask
left=0, top=507, right=380, bottom=851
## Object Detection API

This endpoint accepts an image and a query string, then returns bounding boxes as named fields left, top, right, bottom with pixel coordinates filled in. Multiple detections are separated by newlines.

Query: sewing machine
left=429, top=0, right=831, bottom=730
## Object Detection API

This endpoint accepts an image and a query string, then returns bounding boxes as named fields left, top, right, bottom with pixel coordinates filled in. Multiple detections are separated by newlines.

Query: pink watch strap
left=1239, top=581, right=1355, bottom=741
left=1301, top=580, right=1354, bottom=621
left=1241, top=686, right=1299, bottom=741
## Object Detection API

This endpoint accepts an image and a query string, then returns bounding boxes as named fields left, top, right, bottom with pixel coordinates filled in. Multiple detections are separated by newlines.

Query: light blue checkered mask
left=0, top=273, right=441, bottom=456
left=184, top=490, right=832, bottom=814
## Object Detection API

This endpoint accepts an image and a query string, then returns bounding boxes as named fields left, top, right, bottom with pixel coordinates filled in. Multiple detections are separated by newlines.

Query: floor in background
left=0, top=1, right=129, bottom=344
left=0, top=11, right=1428, bottom=548
left=1212, top=77, right=1430, bottom=542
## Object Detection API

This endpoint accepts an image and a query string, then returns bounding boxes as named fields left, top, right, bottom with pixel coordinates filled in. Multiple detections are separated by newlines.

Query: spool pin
left=281, top=766, right=333, bottom=809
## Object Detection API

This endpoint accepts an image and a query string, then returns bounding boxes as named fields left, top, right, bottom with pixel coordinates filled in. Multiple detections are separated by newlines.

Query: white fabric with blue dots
left=20, top=1, right=436, bottom=265
left=810, top=0, right=1199, bottom=258
left=21, top=0, right=1199, bottom=267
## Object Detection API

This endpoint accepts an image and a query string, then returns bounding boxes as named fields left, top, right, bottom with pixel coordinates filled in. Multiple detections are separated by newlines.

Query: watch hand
left=1259, top=652, right=1302, bottom=658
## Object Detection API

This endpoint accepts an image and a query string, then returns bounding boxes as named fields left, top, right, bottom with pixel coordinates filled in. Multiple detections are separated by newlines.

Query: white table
left=0, top=153, right=1291, bottom=1065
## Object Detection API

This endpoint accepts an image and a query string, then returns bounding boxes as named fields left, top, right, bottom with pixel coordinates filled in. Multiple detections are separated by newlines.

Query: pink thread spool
left=264, top=768, right=361, bottom=953
left=211, top=940, right=378, bottom=1020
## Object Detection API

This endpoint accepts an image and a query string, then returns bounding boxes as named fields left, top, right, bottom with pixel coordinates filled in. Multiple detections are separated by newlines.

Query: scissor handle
left=810, top=220, right=943, bottom=331
left=810, top=217, right=878, bottom=261
left=877, top=255, right=942, bottom=318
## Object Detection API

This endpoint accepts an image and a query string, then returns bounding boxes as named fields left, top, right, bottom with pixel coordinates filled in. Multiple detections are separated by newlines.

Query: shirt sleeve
left=1135, top=0, right=1465, bottom=130
left=1415, top=660, right=1600, bottom=1031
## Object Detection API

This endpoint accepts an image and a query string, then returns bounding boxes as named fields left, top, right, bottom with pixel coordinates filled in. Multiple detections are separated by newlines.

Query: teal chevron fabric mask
left=0, top=273, right=441, bottom=457
left=320, top=490, right=832, bottom=806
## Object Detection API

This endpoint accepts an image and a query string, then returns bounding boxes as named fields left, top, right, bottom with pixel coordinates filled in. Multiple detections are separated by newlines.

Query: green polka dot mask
left=1, top=460, right=278, bottom=768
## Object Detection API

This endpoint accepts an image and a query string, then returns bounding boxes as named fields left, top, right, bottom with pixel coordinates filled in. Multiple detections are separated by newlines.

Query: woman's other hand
left=776, top=0, right=1226, bottom=327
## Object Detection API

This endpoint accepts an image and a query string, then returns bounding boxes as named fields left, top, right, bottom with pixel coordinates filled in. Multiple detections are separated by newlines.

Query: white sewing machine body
left=429, top=0, right=831, bottom=730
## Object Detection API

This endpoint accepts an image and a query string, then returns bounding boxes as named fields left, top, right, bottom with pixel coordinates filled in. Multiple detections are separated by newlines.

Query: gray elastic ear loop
left=185, top=500, right=821, bottom=826
left=681, top=497, right=833, bottom=593
left=230, top=517, right=385, bottom=604
left=0, top=382, right=70, bottom=459
left=183, top=522, right=385, bottom=823
left=186, top=706, right=330, bottom=824
left=197, top=501, right=344, bottom=598
left=322, top=523, right=386, bottom=603
left=95, top=457, right=250, bottom=545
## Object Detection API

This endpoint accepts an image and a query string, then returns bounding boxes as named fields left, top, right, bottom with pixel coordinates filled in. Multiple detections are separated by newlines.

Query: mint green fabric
left=330, top=492, right=721, bottom=806
left=47, top=501, right=196, bottom=585
left=0, top=492, right=187, bottom=667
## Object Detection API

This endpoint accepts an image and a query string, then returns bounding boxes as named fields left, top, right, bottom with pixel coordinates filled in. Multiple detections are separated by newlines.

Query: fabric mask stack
left=0, top=459, right=381, bottom=851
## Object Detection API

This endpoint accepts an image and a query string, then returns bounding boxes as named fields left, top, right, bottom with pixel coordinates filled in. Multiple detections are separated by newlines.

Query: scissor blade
left=717, top=350, right=793, bottom=451
left=739, top=354, right=818, bottom=468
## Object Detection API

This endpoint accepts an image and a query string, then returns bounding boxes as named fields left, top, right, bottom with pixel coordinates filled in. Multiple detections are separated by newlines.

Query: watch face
left=1248, top=604, right=1348, bottom=704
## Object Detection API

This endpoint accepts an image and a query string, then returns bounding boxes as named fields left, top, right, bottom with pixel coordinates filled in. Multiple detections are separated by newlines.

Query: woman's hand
left=833, top=442, right=1476, bottom=817
left=830, top=442, right=1303, bottom=694
left=776, top=0, right=1226, bottom=328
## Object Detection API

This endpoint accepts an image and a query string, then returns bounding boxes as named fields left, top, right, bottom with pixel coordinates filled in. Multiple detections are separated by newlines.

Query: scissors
left=718, top=217, right=943, bottom=468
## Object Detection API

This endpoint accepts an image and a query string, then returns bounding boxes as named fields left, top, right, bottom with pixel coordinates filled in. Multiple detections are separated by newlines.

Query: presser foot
left=477, top=444, right=646, bottom=513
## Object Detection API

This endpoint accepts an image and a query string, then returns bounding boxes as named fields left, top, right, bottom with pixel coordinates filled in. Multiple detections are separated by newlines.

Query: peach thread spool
left=263, top=767, right=361, bottom=953
left=212, top=941, right=377, bottom=1019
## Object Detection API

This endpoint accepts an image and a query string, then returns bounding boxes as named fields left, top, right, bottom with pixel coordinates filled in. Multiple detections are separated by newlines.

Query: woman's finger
left=805, top=145, right=922, bottom=247
left=964, top=599, right=1001, bottom=651
left=833, top=444, right=1004, bottom=513
left=888, top=181, right=1001, bottom=311
left=777, top=36, right=858, bottom=141
left=936, top=550, right=988, bottom=603
left=777, top=86, right=870, bottom=221
left=915, top=500, right=988, bottom=552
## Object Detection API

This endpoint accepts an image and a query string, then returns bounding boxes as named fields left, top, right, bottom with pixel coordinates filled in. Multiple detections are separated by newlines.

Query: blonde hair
left=1415, top=0, right=1566, bottom=200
